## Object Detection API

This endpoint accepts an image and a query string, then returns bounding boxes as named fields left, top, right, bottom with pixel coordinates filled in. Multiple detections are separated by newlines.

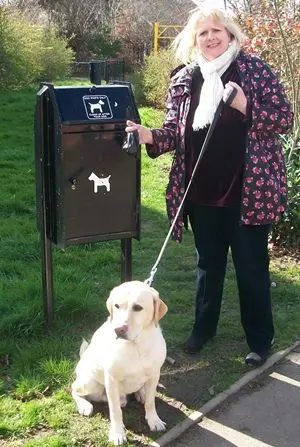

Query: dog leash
left=144, top=85, right=237, bottom=287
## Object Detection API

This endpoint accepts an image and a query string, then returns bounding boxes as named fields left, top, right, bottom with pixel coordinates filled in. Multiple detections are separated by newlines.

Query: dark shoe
left=245, top=337, right=274, bottom=367
left=245, top=351, right=269, bottom=367
left=183, top=334, right=210, bottom=355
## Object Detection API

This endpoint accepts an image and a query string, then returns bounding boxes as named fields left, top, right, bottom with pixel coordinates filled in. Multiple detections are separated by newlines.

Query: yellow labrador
left=71, top=280, right=168, bottom=445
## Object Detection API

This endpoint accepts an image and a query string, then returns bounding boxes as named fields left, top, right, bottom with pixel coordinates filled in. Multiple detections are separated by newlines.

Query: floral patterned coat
left=146, top=50, right=294, bottom=242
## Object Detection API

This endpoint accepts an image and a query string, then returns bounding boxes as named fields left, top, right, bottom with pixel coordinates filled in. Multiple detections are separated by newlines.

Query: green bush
left=0, top=9, right=74, bottom=89
left=0, top=9, right=41, bottom=89
left=37, top=29, right=75, bottom=82
left=271, top=132, right=300, bottom=247
left=125, top=70, right=147, bottom=107
left=142, top=48, right=179, bottom=109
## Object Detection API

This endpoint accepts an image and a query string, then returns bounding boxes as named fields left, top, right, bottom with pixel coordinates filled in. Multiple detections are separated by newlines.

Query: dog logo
left=89, top=99, right=105, bottom=114
left=83, top=95, right=113, bottom=120
left=88, top=173, right=111, bottom=194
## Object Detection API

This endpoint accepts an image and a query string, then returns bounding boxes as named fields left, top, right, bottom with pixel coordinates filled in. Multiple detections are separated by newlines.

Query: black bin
left=89, top=60, right=104, bottom=84
left=35, top=83, right=141, bottom=249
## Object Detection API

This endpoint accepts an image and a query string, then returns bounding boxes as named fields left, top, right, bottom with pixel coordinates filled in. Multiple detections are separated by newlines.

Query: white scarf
left=193, top=41, right=237, bottom=130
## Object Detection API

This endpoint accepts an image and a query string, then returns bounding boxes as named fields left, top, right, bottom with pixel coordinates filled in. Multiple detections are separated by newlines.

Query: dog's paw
left=147, top=414, right=166, bottom=432
left=109, top=426, right=127, bottom=445
left=134, top=387, right=145, bottom=405
left=78, top=400, right=94, bottom=417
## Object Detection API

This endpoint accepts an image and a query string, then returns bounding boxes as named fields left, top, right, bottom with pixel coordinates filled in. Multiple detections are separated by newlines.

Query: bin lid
left=51, top=85, right=139, bottom=124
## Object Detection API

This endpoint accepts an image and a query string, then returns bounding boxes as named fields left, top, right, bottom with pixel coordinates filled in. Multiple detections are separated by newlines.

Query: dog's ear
left=151, top=287, right=168, bottom=325
left=106, top=293, right=113, bottom=321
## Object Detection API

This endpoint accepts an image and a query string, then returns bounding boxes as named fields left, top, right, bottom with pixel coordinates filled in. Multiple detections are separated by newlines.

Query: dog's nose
left=114, top=325, right=128, bottom=339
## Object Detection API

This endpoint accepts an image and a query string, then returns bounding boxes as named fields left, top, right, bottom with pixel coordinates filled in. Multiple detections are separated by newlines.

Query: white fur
left=71, top=280, right=168, bottom=446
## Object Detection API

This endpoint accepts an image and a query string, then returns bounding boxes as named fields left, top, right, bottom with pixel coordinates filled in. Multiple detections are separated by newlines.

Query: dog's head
left=106, top=280, right=168, bottom=341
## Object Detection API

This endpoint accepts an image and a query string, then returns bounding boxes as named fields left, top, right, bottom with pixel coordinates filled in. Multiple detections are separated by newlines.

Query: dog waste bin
left=35, top=83, right=141, bottom=325
left=35, top=83, right=141, bottom=248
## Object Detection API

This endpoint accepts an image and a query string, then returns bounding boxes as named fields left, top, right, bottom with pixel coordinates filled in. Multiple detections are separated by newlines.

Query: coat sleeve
left=145, top=84, right=179, bottom=159
left=249, top=60, right=294, bottom=135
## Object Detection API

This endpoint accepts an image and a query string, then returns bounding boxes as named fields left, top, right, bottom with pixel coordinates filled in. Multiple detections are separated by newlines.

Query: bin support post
left=40, top=231, right=54, bottom=328
left=39, top=151, right=54, bottom=328
left=121, top=239, right=132, bottom=282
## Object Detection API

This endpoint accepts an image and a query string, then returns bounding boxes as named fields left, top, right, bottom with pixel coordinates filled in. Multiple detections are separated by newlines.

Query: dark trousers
left=188, top=204, right=274, bottom=353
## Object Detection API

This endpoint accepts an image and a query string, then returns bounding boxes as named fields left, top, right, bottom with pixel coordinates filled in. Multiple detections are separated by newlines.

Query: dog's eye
left=114, top=304, right=120, bottom=309
left=132, top=304, right=143, bottom=312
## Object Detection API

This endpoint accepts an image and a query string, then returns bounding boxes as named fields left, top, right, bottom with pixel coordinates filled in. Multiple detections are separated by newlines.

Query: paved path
left=151, top=342, right=300, bottom=447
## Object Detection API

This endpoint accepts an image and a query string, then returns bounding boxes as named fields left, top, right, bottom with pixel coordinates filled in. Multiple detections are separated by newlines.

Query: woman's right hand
left=125, top=120, right=153, bottom=145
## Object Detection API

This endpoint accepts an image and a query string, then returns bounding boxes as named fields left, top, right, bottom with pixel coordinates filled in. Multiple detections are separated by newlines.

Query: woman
left=125, top=8, right=293, bottom=366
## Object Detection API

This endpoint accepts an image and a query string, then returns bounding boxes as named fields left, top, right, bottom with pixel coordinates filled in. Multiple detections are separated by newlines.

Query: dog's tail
left=79, top=338, right=89, bottom=358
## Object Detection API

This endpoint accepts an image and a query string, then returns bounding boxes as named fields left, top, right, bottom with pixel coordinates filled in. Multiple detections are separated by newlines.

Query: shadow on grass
left=91, top=396, right=186, bottom=441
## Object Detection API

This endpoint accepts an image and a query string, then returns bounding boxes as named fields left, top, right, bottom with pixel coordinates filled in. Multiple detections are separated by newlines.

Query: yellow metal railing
left=153, top=22, right=183, bottom=54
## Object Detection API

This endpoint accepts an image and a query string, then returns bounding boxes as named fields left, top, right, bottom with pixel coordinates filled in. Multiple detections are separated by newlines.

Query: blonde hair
left=173, top=8, right=244, bottom=64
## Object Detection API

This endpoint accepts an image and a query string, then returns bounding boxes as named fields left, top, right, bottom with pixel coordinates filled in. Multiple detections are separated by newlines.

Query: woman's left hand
left=224, top=81, right=247, bottom=116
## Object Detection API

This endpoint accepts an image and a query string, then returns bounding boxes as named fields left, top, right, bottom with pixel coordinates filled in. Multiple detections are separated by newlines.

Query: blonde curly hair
left=173, top=8, right=244, bottom=64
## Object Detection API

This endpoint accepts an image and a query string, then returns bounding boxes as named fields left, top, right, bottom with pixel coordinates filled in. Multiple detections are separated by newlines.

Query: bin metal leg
left=39, top=162, right=54, bottom=328
left=40, top=231, right=54, bottom=328
left=121, top=239, right=132, bottom=282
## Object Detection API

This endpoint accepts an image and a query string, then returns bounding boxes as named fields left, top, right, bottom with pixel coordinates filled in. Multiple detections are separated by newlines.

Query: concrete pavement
left=151, top=341, right=300, bottom=447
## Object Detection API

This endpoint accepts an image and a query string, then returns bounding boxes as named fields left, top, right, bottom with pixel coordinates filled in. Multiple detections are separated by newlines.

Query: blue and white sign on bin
left=52, top=84, right=139, bottom=124
left=83, top=95, right=113, bottom=120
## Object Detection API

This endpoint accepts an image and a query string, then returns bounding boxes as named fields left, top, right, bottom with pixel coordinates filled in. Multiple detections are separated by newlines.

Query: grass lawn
left=0, top=83, right=299, bottom=447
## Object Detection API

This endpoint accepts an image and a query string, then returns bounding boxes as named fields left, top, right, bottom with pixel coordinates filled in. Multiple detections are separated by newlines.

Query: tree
left=238, top=0, right=300, bottom=134
left=114, top=0, right=192, bottom=65
left=227, top=0, right=264, bottom=14
left=37, top=0, right=121, bottom=59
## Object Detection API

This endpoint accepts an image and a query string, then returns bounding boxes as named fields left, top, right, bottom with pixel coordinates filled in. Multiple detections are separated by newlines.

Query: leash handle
left=223, top=84, right=237, bottom=105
